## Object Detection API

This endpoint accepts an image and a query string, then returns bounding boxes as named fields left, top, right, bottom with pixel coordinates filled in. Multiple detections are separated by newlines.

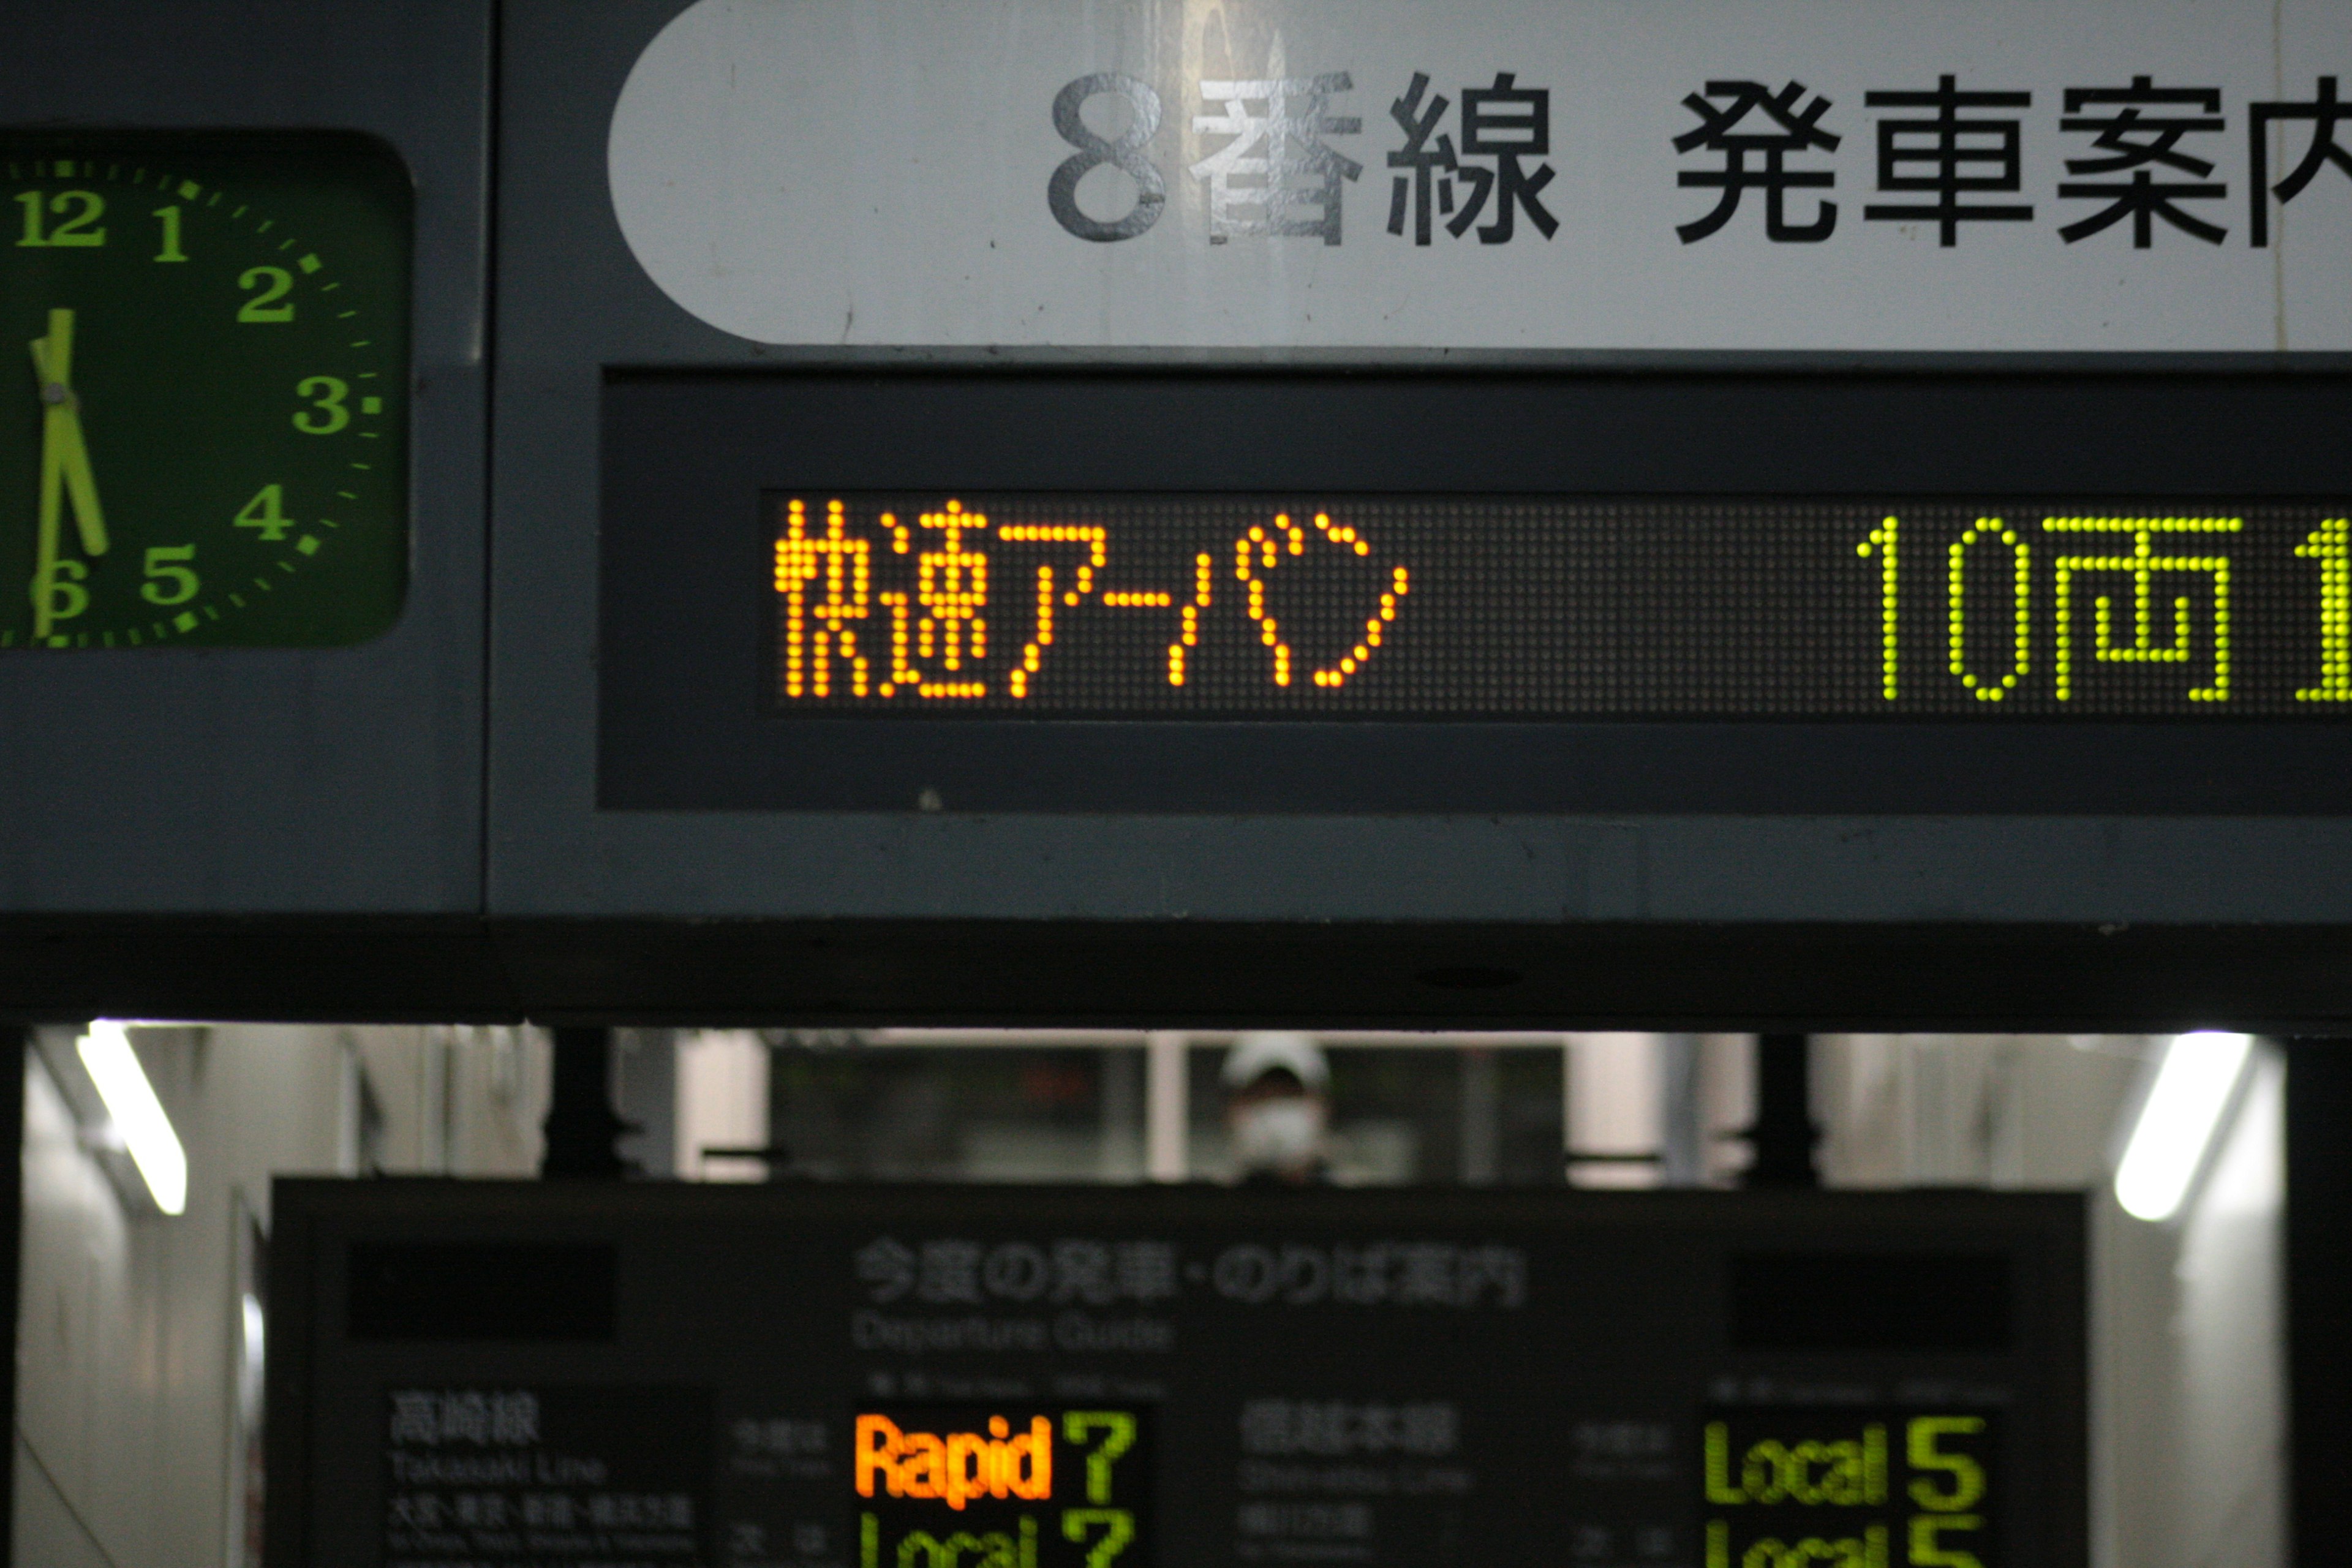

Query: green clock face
left=1, top=132, right=410, bottom=649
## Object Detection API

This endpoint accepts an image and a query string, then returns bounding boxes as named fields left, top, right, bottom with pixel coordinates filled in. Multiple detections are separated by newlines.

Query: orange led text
left=856, top=1414, right=1055, bottom=1510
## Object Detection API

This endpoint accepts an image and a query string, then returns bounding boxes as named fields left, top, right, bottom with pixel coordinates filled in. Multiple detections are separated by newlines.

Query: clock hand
left=52, top=401, right=107, bottom=558
left=28, top=335, right=65, bottom=639
left=32, top=309, right=107, bottom=557
left=27, top=311, right=108, bottom=641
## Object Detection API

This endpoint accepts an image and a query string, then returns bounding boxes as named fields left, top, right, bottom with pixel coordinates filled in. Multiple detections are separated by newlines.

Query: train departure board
left=267, top=1183, right=2086, bottom=1568
left=767, top=492, right=2348, bottom=718
left=599, top=371, right=2352, bottom=813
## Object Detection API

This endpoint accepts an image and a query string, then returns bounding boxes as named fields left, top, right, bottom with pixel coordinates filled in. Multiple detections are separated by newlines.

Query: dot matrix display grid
left=766, top=492, right=2352, bottom=718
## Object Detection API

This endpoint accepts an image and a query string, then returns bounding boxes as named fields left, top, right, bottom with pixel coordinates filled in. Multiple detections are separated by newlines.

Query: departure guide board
left=768, top=492, right=2351, bottom=718
left=268, top=1183, right=2085, bottom=1568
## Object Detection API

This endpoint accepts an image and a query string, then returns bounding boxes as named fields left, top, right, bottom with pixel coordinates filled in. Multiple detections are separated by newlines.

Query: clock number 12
left=15, top=190, right=107, bottom=247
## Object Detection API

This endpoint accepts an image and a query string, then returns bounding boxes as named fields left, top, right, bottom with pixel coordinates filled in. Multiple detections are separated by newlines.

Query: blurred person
left=1223, top=1032, right=1331, bottom=1184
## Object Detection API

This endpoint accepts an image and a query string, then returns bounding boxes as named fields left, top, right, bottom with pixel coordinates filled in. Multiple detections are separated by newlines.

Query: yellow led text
left=880, top=500, right=990, bottom=699
left=777, top=499, right=1416, bottom=701
left=1904, top=1418, right=1985, bottom=1513
left=1705, top=1422, right=1888, bottom=1507
left=1234, top=513, right=1409, bottom=690
left=2043, top=516, right=2239, bottom=701
left=1237, top=516, right=1306, bottom=686
left=776, top=497, right=873, bottom=698
left=995, top=524, right=1106, bottom=699
left=1167, top=552, right=1213, bottom=687
left=1947, top=520, right=2029, bottom=702
left=1856, top=516, right=1899, bottom=700
left=1705, top=1418, right=1986, bottom=1568
left=2297, top=517, right=2351, bottom=701
left=1705, top=1520, right=1888, bottom=1568
left=1306, top=513, right=1407, bottom=688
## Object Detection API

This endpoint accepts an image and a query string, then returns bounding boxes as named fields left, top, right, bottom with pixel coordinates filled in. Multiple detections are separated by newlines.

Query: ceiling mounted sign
left=608, top=0, right=2352, bottom=352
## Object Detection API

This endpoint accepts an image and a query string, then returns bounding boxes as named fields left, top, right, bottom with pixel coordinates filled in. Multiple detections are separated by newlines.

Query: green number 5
left=1909, top=1515, right=1985, bottom=1568
left=1905, top=1417, right=1986, bottom=1512
left=293, top=376, right=350, bottom=435
left=141, top=545, right=200, bottom=606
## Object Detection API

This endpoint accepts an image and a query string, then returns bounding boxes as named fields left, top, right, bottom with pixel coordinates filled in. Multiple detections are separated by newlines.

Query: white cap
left=1221, top=1031, right=1330, bottom=1091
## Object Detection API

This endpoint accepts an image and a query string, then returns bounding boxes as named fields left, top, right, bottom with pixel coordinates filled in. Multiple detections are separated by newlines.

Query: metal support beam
left=1744, top=1033, right=1820, bottom=1188
left=0, top=1029, right=23, bottom=1560
left=2288, top=1041, right=2351, bottom=1568
left=540, top=1027, right=632, bottom=1178
left=1146, top=1032, right=1188, bottom=1182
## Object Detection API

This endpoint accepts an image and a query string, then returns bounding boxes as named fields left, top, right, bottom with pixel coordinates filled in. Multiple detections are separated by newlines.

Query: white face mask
left=1232, top=1099, right=1326, bottom=1174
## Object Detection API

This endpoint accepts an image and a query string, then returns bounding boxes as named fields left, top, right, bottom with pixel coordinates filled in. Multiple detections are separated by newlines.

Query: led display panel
left=769, top=492, right=2351, bottom=718
left=268, top=1183, right=2085, bottom=1568
left=603, top=371, right=2352, bottom=812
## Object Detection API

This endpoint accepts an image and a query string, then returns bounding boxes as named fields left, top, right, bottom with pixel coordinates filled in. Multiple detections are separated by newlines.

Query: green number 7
left=1062, top=1412, right=1137, bottom=1504
left=1061, top=1509, right=1134, bottom=1568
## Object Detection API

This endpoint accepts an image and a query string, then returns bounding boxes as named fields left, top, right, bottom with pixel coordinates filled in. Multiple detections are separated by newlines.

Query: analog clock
left=1, top=132, right=410, bottom=649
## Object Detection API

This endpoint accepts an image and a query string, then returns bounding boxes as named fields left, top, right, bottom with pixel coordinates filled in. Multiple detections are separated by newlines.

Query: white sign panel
left=609, top=0, right=2352, bottom=352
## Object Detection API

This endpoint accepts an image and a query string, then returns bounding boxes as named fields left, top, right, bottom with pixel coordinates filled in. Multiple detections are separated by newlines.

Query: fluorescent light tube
left=2113, top=1031, right=2252, bottom=1223
left=77, top=1021, right=187, bottom=1216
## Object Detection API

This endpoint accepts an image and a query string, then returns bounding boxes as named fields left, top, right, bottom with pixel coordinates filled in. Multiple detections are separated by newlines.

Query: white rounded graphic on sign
left=610, top=0, right=2352, bottom=350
